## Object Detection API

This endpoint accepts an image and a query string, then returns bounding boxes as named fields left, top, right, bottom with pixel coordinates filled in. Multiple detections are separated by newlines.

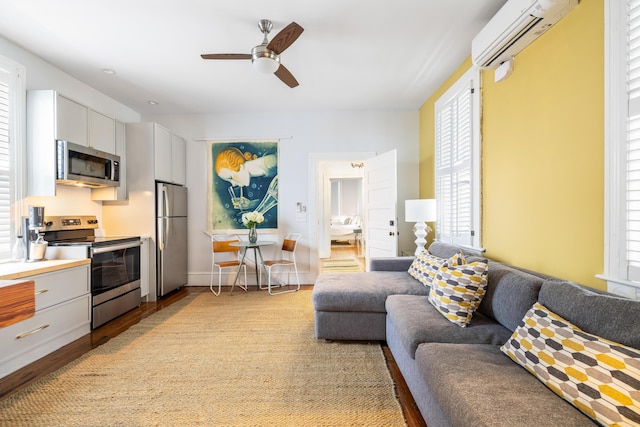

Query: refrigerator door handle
left=158, top=218, right=165, bottom=250
left=162, top=185, right=169, bottom=217
left=164, top=216, right=170, bottom=246
left=157, top=185, right=169, bottom=251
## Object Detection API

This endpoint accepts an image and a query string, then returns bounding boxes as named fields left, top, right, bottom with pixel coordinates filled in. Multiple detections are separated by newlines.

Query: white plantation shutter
left=435, top=68, right=480, bottom=248
left=0, top=56, right=24, bottom=261
left=0, top=66, right=11, bottom=258
left=627, top=0, right=640, bottom=280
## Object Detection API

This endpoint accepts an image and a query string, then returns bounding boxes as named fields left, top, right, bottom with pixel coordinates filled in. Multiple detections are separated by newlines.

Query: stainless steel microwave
left=56, top=140, right=120, bottom=188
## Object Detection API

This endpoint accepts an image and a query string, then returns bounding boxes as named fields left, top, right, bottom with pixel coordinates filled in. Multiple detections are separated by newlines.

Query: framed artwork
left=207, top=140, right=279, bottom=233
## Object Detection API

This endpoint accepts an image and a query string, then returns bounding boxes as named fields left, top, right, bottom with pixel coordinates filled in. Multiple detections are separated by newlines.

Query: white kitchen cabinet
left=92, top=120, right=127, bottom=201
left=56, top=94, right=89, bottom=146
left=154, top=124, right=173, bottom=183
left=0, top=264, right=91, bottom=379
left=89, top=109, right=115, bottom=153
left=138, top=122, right=186, bottom=185
left=171, top=133, right=186, bottom=185
left=27, top=90, right=88, bottom=196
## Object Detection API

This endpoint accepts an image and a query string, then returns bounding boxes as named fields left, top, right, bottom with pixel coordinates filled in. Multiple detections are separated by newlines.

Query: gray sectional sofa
left=312, top=242, right=640, bottom=426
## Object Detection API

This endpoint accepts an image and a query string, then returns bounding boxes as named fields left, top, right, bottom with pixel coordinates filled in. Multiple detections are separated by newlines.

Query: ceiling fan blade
left=267, top=22, right=304, bottom=54
left=274, top=64, right=299, bottom=88
left=201, top=53, right=252, bottom=60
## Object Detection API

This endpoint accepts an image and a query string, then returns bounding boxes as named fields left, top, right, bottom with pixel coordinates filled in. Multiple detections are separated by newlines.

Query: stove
left=37, top=215, right=142, bottom=329
left=40, top=216, right=138, bottom=250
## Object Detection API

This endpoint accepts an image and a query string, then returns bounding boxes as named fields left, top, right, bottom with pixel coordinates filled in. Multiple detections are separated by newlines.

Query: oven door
left=90, top=241, right=142, bottom=305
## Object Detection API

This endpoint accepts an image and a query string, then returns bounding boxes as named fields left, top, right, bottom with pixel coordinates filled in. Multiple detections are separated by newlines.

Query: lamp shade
left=405, top=199, right=437, bottom=222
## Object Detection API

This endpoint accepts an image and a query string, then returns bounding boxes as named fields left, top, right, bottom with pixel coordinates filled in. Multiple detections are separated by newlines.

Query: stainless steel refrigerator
left=156, top=182, right=188, bottom=297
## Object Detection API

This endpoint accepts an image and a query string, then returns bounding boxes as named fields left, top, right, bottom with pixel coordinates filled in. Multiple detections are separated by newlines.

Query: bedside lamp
left=405, top=199, right=437, bottom=256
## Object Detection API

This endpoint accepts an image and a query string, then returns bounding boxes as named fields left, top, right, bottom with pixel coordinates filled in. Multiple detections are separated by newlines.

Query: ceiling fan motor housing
left=258, top=19, right=273, bottom=35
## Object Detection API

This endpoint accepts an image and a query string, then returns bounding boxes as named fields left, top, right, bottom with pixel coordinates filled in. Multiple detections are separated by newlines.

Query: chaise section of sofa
left=312, top=241, right=480, bottom=341
left=312, top=271, right=428, bottom=340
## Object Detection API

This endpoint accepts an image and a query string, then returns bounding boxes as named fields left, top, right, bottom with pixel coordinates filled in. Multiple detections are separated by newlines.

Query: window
left=0, top=55, right=25, bottom=261
left=602, top=0, right=640, bottom=295
left=434, top=67, right=482, bottom=250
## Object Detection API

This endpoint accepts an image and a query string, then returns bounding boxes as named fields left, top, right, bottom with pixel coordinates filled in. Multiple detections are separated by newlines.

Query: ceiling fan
left=201, top=19, right=304, bottom=88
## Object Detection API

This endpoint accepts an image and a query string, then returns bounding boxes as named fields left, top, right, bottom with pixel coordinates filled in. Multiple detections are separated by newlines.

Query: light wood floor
left=327, top=241, right=366, bottom=271
left=0, top=286, right=426, bottom=427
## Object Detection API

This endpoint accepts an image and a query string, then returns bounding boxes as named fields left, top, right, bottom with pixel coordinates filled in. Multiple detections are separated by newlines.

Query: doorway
left=325, top=177, right=365, bottom=273
left=310, top=153, right=374, bottom=274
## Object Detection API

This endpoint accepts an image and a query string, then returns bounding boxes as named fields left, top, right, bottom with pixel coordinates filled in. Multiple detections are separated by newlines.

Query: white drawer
left=0, top=293, right=91, bottom=379
left=33, top=264, right=90, bottom=311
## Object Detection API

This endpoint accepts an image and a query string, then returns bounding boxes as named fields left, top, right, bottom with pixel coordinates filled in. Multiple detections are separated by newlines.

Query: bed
left=330, top=215, right=362, bottom=243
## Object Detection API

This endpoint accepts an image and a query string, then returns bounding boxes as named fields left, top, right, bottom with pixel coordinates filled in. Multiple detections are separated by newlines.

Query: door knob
left=389, top=232, right=395, bottom=236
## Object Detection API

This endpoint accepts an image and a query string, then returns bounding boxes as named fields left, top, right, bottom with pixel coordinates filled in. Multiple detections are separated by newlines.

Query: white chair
left=260, top=233, right=301, bottom=295
left=210, top=235, right=247, bottom=296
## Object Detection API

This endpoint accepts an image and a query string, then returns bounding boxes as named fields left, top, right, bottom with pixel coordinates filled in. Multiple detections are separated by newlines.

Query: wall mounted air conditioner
left=472, top=0, right=578, bottom=69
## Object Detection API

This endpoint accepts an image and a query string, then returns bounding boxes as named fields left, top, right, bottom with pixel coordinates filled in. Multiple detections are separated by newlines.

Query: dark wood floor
left=0, top=286, right=426, bottom=427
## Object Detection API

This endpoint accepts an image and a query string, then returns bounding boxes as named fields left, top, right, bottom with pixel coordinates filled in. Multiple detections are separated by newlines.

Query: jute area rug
left=321, top=258, right=362, bottom=273
left=0, top=290, right=406, bottom=427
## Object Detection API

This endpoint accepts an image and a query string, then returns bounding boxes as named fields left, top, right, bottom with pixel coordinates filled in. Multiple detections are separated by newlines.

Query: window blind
left=0, top=66, right=10, bottom=259
left=435, top=78, right=473, bottom=246
left=627, top=0, right=640, bottom=280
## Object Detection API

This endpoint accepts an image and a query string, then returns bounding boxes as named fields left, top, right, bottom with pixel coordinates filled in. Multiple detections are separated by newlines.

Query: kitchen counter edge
left=0, top=259, right=91, bottom=280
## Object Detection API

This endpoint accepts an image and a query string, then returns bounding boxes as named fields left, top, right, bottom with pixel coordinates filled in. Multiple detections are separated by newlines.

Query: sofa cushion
left=538, top=280, right=640, bottom=350
left=415, top=343, right=594, bottom=426
left=408, top=250, right=464, bottom=287
left=312, top=271, right=429, bottom=313
left=428, top=255, right=489, bottom=327
left=477, top=262, right=544, bottom=332
left=370, top=256, right=414, bottom=272
left=385, top=295, right=511, bottom=359
left=501, top=302, right=640, bottom=426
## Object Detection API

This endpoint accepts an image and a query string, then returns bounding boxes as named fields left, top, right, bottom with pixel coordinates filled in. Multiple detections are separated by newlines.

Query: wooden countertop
left=0, top=279, right=35, bottom=328
left=0, top=259, right=90, bottom=280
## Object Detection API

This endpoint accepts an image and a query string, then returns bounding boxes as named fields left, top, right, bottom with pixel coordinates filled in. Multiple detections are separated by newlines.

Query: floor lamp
left=405, top=199, right=437, bottom=256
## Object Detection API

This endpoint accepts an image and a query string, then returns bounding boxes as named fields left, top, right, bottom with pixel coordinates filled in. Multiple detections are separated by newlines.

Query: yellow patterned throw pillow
left=501, top=302, right=640, bottom=426
left=427, top=253, right=488, bottom=327
left=408, top=251, right=465, bottom=287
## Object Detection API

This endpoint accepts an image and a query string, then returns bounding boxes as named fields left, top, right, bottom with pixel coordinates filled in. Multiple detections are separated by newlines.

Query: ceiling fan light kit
left=251, top=45, right=280, bottom=74
left=201, top=19, right=304, bottom=88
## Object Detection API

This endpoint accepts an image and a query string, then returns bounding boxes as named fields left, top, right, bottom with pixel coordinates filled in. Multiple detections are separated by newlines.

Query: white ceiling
left=0, top=0, right=506, bottom=115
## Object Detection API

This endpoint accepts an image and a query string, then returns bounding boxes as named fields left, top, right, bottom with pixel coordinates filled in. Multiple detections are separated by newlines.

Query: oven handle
left=90, top=240, right=142, bottom=255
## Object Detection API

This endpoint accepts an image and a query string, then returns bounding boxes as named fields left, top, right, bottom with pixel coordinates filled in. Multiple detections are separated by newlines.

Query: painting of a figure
left=207, top=140, right=278, bottom=232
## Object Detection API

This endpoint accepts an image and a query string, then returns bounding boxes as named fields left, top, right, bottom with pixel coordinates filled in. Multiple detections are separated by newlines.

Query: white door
left=364, top=150, right=398, bottom=269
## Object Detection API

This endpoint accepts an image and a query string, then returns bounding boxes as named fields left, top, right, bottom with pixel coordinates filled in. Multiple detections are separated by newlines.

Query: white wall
left=0, top=36, right=141, bottom=222
left=144, top=111, right=419, bottom=285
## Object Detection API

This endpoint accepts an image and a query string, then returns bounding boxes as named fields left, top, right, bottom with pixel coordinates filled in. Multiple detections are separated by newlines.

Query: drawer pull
left=35, top=289, right=49, bottom=295
left=16, top=324, right=50, bottom=339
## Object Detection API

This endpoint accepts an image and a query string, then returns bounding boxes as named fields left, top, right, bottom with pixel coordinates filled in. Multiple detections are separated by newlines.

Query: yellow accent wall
left=419, top=0, right=605, bottom=290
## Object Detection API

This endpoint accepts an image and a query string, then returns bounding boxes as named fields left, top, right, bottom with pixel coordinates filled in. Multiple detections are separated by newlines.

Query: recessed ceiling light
left=148, top=100, right=159, bottom=105
left=102, top=68, right=116, bottom=75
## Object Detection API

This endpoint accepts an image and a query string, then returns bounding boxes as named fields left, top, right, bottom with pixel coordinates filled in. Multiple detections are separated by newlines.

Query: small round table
left=228, top=241, right=276, bottom=295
